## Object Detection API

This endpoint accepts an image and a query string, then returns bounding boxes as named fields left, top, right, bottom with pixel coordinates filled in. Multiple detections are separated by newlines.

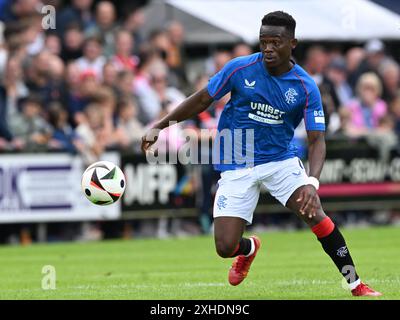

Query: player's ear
left=290, top=38, right=298, bottom=50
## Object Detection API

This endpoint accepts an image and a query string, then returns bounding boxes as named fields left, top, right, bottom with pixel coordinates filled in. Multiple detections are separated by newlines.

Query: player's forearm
left=307, top=132, right=326, bottom=179
left=152, top=88, right=213, bottom=130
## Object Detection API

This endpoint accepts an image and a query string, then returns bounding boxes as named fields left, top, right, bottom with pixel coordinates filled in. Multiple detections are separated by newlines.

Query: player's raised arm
left=141, top=87, right=214, bottom=153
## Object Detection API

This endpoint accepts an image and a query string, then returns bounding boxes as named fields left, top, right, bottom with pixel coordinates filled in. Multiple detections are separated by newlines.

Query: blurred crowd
left=296, top=41, right=400, bottom=161
left=0, top=0, right=399, bottom=165
left=0, top=0, right=190, bottom=164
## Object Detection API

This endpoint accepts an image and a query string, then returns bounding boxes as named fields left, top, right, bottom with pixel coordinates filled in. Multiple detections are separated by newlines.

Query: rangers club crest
left=285, top=88, right=298, bottom=104
left=217, top=195, right=227, bottom=210
left=337, top=246, right=349, bottom=257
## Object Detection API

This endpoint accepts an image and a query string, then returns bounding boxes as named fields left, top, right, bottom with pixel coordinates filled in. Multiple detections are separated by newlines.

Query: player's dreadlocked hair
left=261, top=11, right=296, bottom=37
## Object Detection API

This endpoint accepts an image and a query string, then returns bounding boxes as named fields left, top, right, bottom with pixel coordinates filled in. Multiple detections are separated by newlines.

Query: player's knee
left=309, top=209, right=327, bottom=226
left=215, top=239, right=236, bottom=258
left=302, top=207, right=326, bottom=227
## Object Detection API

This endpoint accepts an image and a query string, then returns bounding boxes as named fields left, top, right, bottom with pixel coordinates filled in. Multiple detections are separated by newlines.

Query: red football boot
left=228, top=236, right=261, bottom=286
left=351, top=282, right=382, bottom=297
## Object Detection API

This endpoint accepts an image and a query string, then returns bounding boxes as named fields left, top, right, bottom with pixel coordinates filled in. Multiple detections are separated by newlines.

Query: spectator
left=366, top=114, right=398, bottom=162
left=111, top=29, right=139, bottom=72
left=43, top=53, right=64, bottom=102
left=75, top=103, right=107, bottom=165
left=91, top=85, right=120, bottom=148
left=304, top=45, right=329, bottom=82
left=346, top=47, right=365, bottom=88
left=344, top=72, right=387, bottom=137
left=232, top=42, right=253, bottom=58
left=75, top=36, right=106, bottom=80
left=60, top=24, right=84, bottom=62
left=304, top=45, right=339, bottom=127
left=25, top=51, right=64, bottom=106
left=9, top=95, right=52, bottom=151
left=147, top=64, right=187, bottom=154
left=128, top=58, right=162, bottom=124
left=1, top=20, right=31, bottom=72
left=149, top=66, right=186, bottom=112
left=116, top=69, right=136, bottom=102
left=122, top=7, right=146, bottom=55
left=102, top=60, right=118, bottom=89
left=149, top=29, right=170, bottom=62
left=205, top=50, right=232, bottom=76
left=85, top=1, right=118, bottom=58
left=326, top=57, right=353, bottom=107
left=64, top=67, right=98, bottom=126
left=213, top=50, right=232, bottom=73
left=56, top=0, right=95, bottom=37
left=336, top=107, right=354, bottom=138
left=47, top=102, right=79, bottom=153
left=166, top=20, right=187, bottom=88
left=192, top=74, right=223, bottom=131
left=349, top=39, right=387, bottom=89
left=116, top=69, right=157, bottom=127
left=61, top=62, right=86, bottom=126
left=1, top=55, right=29, bottom=110
left=0, top=0, right=40, bottom=22
left=115, top=98, right=145, bottom=151
left=116, top=68, right=156, bottom=127
left=44, top=33, right=62, bottom=56
left=390, top=93, right=400, bottom=137
left=23, top=13, right=46, bottom=56
left=0, top=56, right=28, bottom=148
left=378, top=60, right=400, bottom=103
left=135, top=46, right=164, bottom=87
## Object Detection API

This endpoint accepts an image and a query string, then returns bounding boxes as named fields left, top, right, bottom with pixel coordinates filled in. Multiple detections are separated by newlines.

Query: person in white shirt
left=75, top=36, right=106, bottom=81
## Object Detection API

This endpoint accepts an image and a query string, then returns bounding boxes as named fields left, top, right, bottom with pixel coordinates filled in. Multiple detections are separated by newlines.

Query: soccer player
left=141, top=11, right=381, bottom=297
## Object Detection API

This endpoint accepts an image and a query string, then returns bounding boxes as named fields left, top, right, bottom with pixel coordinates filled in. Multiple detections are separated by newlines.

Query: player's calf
left=311, top=216, right=381, bottom=295
left=215, top=240, right=239, bottom=258
left=287, top=188, right=381, bottom=295
left=214, top=217, right=247, bottom=258
left=216, top=237, right=254, bottom=258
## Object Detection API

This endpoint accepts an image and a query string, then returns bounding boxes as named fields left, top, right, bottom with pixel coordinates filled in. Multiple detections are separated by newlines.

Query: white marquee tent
left=144, top=0, right=400, bottom=43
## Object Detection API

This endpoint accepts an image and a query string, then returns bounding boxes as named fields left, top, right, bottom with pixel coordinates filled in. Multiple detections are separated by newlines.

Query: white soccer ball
left=81, top=161, right=126, bottom=205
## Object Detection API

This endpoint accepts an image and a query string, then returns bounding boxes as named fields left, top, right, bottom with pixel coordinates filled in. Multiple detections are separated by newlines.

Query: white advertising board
left=0, top=152, right=121, bottom=223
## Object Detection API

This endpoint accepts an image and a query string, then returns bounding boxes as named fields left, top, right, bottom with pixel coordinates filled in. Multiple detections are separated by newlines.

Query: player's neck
left=264, top=60, right=294, bottom=77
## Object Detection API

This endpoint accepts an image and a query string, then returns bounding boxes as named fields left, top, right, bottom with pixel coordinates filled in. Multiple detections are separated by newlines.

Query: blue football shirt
left=207, top=52, right=325, bottom=171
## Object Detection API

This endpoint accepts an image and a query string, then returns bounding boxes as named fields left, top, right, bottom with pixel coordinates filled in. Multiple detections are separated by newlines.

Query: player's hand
left=141, top=128, right=159, bottom=155
left=296, top=185, right=320, bottom=219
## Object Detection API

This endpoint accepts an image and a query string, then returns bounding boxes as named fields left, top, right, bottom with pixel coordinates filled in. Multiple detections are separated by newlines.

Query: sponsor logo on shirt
left=244, top=79, right=256, bottom=89
left=249, top=102, right=285, bottom=124
left=313, top=110, right=325, bottom=124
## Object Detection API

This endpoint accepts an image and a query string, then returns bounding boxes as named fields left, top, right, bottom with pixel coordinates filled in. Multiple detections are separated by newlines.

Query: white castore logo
left=244, top=79, right=256, bottom=89
left=285, top=88, right=298, bottom=104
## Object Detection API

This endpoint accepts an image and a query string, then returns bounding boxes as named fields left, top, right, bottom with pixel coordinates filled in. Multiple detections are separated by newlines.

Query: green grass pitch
left=0, top=226, right=399, bottom=299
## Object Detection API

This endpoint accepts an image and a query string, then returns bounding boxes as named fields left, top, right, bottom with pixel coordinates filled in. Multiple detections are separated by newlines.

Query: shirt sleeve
left=207, top=58, right=238, bottom=100
left=304, top=83, right=326, bottom=131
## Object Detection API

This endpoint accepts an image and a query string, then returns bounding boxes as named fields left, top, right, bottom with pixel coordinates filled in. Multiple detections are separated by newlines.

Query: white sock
left=348, top=278, right=361, bottom=290
left=245, top=238, right=255, bottom=257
